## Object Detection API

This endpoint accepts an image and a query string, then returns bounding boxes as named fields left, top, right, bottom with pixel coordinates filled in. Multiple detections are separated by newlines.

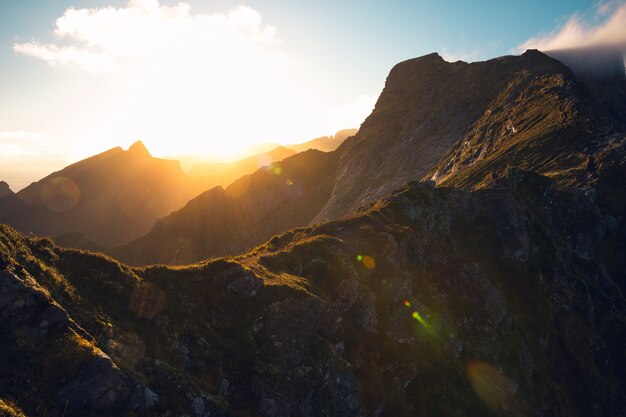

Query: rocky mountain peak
left=127, top=140, right=152, bottom=158
left=0, top=181, right=13, bottom=197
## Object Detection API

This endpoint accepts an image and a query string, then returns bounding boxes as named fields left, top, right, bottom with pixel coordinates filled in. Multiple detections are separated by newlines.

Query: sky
left=1, top=0, right=625, bottom=190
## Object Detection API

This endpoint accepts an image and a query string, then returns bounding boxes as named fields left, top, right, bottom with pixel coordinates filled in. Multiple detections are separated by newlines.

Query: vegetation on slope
left=1, top=165, right=624, bottom=416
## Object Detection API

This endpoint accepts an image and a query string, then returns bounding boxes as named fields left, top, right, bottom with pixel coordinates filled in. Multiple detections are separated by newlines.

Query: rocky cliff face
left=1, top=163, right=624, bottom=416
left=316, top=49, right=623, bottom=221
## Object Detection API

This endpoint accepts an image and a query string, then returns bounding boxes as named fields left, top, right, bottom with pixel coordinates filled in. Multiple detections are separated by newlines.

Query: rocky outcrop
left=0, top=265, right=155, bottom=417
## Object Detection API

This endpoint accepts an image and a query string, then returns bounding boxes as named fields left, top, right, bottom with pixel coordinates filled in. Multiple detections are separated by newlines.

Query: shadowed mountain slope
left=110, top=50, right=626, bottom=266
left=112, top=149, right=338, bottom=265
left=315, top=49, right=624, bottom=221
left=1, top=164, right=625, bottom=416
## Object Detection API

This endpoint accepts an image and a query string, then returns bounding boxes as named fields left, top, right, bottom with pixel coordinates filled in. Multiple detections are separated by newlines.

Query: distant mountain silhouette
left=112, top=50, right=626, bottom=265
left=189, top=146, right=296, bottom=189
left=286, top=129, right=357, bottom=153
left=0, top=142, right=304, bottom=248
left=112, top=149, right=337, bottom=264
left=0, top=181, right=12, bottom=198
left=0, top=141, right=195, bottom=247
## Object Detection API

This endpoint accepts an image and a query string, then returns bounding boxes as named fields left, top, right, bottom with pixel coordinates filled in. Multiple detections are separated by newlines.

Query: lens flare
left=411, top=310, right=428, bottom=327
left=403, top=300, right=411, bottom=307
left=362, top=255, right=376, bottom=269
left=40, top=176, right=80, bottom=211
left=466, top=360, right=523, bottom=415
left=356, top=255, right=363, bottom=261
left=286, top=179, right=293, bottom=185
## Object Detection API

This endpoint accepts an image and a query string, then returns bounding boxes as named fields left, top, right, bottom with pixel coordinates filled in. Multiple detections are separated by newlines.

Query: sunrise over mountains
left=1, top=1, right=626, bottom=416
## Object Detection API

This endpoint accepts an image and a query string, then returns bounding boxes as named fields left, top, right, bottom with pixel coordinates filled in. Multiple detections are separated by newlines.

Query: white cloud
left=10, top=1, right=376, bottom=158
left=0, top=131, right=69, bottom=158
left=0, top=131, right=44, bottom=141
left=13, top=1, right=286, bottom=74
left=518, top=2, right=626, bottom=52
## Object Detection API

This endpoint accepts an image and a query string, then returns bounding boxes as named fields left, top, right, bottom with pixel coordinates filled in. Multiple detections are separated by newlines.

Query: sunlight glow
left=12, top=0, right=375, bottom=160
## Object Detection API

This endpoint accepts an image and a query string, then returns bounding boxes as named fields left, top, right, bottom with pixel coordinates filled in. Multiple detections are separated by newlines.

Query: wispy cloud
left=0, top=131, right=63, bottom=157
left=518, top=2, right=626, bottom=52
left=0, top=131, right=44, bottom=141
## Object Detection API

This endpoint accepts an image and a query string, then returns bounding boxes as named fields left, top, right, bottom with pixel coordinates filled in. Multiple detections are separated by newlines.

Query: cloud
left=0, top=131, right=44, bottom=141
left=0, top=131, right=66, bottom=157
left=518, top=2, right=626, bottom=52
left=13, top=0, right=288, bottom=74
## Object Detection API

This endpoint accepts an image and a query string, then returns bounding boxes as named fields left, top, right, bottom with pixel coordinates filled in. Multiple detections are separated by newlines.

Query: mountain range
left=112, top=49, right=626, bottom=266
left=0, top=131, right=353, bottom=249
left=1, top=49, right=625, bottom=417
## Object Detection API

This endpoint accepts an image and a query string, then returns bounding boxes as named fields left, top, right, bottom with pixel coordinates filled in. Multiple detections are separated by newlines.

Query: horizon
left=2, top=0, right=626, bottom=190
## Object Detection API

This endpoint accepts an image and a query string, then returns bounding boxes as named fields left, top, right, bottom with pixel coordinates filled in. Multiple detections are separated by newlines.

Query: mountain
left=111, top=50, right=626, bottom=266
left=112, top=149, right=337, bottom=265
left=0, top=141, right=195, bottom=247
left=0, top=181, right=13, bottom=198
left=2, top=162, right=625, bottom=416
left=189, top=146, right=296, bottom=189
left=286, top=129, right=358, bottom=153
left=314, top=49, right=624, bottom=221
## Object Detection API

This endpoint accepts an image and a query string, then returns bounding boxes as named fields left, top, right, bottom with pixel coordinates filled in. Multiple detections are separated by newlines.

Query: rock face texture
left=113, top=49, right=626, bottom=266
left=1, top=162, right=625, bottom=416
left=317, top=49, right=624, bottom=221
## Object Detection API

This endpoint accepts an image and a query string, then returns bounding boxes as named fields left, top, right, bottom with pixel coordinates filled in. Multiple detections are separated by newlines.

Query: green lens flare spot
left=356, top=255, right=363, bottom=261
left=273, top=166, right=282, bottom=175
left=412, top=311, right=428, bottom=328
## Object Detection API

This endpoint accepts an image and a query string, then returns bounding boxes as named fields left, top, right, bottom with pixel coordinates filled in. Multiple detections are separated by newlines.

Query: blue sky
left=0, top=0, right=621, bottom=189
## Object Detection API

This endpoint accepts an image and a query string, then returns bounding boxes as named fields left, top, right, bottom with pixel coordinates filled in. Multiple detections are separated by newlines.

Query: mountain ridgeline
left=1, top=166, right=625, bottom=416
left=1, top=49, right=626, bottom=417
left=0, top=141, right=194, bottom=247
left=113, top=49, right=626, bottom=266
left=0, top=140, right=331, bottom=249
